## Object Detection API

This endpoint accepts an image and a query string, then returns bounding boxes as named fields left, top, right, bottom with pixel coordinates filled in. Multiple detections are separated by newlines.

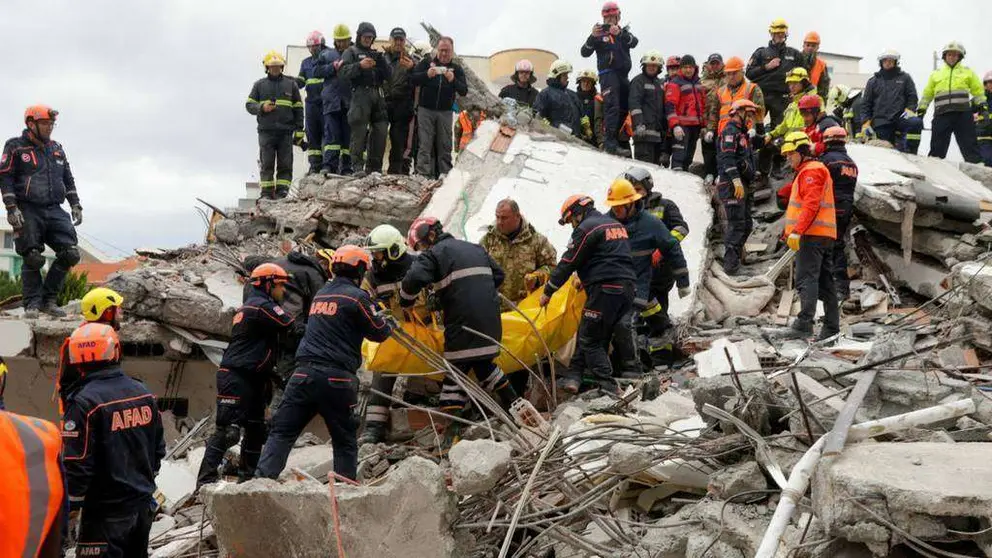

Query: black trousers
left=348, top=87, right=389, bottom=174
left=304, top=103, right=324, bottom=171
left=601, top=72, right=630, bottom=152
left=701, top=138, right=718, bottom=177
left=759, top=92, right=790, bottom=174
left=386, top=102, right=414, bottom=175
left=76, top=506, right=154, bottom=558
left=831, top=200, right=854, bottom=298
left=671, top=126, right=701, bottom=171
left=717, top=180, right=754, bottom=274
left=633, top=141, right=661, bottom=164
left=197, top=368, right=270, bottom=486
left=15, top=203, right=77, bottom=308
left=365, top=372, right=397, bottom=427
left=794, top=235, right=839, bottom=335
left=259, top=130, right=293, bottom=194
left=256, top=365, right=359, bottom=481
left=930, top=110, right=981, bottom=163
left=563, top=282, right=634, bottom=389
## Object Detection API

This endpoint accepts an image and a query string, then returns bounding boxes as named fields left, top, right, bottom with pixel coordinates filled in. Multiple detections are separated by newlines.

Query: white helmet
left=984, top=71, right=992, bottom=83
left=877, top=49, right=900, bottom=63
left=514, top=59, right=534, bottom=73
left=549, top=59, right=573, bottom=79
left=640, top=50, right=664, bottom=66
left=365, top=224, right=407, bottom=260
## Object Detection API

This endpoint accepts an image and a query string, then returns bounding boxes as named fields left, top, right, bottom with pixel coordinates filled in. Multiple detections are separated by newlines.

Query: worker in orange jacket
left=454, top=107, right=486, bottom=152
left=774, top=131, right=839, bottom=341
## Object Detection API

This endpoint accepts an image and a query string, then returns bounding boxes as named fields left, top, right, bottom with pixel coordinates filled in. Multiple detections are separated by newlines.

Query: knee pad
left=222, top=424, right=242, bottom=448
left=23, top=249, right=46, bottom=271
left=55, top=246, right=80, bottom=268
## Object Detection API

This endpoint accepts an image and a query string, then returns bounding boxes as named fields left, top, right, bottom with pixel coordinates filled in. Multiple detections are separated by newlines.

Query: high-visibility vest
left=457, top=110, right=486, bottom=150
left=717, top=82, right=758, bottom=134
left=784, top=160, right=837, bottom=239
left=0, top=411, right=64, bottom=558
left=809, top=57, right=827, bottom=87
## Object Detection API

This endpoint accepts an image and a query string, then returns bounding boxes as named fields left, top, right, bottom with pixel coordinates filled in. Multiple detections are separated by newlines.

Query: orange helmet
left=822, top=126, right=848, bottom=143
left=67, top=323, right=121, bottom=365
left=723, top=56, right=745, bottom=73
left=559, top=194, right=594, bottom=225
left=250, top=263, right=290, bottom=287
left=804, top=31, right=821, bottom=45
left=24, top=105, right=58, bottom=124
left=331, top=244, right=371, bottom=269
left=730, top=99, right=758, bottom=114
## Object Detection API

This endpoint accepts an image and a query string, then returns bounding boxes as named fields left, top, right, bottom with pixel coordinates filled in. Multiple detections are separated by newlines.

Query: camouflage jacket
left=480, top=219, right=557, bottom=303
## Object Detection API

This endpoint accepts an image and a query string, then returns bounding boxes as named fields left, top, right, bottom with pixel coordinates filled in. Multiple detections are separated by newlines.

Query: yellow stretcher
left=363, top=282, right=586, bottom=379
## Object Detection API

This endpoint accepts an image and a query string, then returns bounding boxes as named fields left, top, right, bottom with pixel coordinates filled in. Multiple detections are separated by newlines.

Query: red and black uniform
left=196, top=288, right=295, bottom=488
left=716, top=118, right=759, bottom=274
left=62, top=365, right=165, bottom=558
left=545, top=209, right=636, bottom=391
left=820, top=143, right=859, bottom=299
left=257, top=277, right=392, bottom=481
left=805, top=113, right=842, bottom=156
left=665, top=69, right=707, bottom=170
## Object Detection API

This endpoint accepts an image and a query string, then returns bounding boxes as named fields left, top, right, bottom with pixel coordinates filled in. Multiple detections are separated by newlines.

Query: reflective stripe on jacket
left=784, top=160, right=836, bottom=238
left=920, top=63, right=985, bottom=116
left=713, top=81, right=764, bottom=134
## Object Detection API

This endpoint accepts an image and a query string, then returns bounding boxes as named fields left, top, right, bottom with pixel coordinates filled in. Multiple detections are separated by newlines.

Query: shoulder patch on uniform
left=804, top=176, right=815, bottom=184
left=724, top=135, right=734, bottom=142
left=273, top=306, right=286, bottom=315
left=64, top=420, right=76, bottom=431
left=21, top=153, right=31, bottom=162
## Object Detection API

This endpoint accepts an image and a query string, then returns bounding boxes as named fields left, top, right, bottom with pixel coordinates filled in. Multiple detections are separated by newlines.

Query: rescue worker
left=257, top=246, right=393, bottom=481
left=767, top=68, right=818, bottom=152
left=707, top=56, right=765, bottom=141
left=480, top=198, right=558, bottom=304
left=665, top=55, right=707, bottom=171
left=801, top=32, right=831, bottom=100
left=400, top=218, right=519, bottom=440
left=860, top=50, right=922, bottom=154
left=0, top=409, right=64, bottom=558
left=716, top=100, right=761, bottom=275
left=828, top=84, right=865, bottom=139
left=773, top=131, right=839, bottom=340
left=918, top=41, right=987, bottom=163
left=246, top=51, right=304, bottom=199
left=384, top=28, right=419, bottom=175
left=499, top=60, right=540, bottom=108
left=57, top=287, right=125, bottom=410
left=628, top=50, right=666, bottom=165
left=534, top=60, right=584, bottom=137
left=660, top=56, right=682, bottom=167
left=700, top=53, right=727, bottom=183
left=196, top=264, right=296, bottom=489
left=541, top=195, right=636, bottom=393
left=299, top=31, right=329, bottom=174
left=454, top=106, right=487, bottom=152
left=576, top=69, right=604, bottom=148
left=340, top=22, right=391, bottom=176
left=665, top=56, right=681, bottom=82
left=314, top=24, right=354, bottom=176
left=581, top=1, right=639, bottom=155
left=412, top=36, right=468, bottom=178
left=981, top=72, right=992, bottom=166
left=819, top=127, right=859, bottom=301
left=1, top=105, right=83, bottom=318
left=799, top=94, right=841, bottom=155
left=62, top=323, right=165, bottom=558
left=747, top=19, right=802, bottom=178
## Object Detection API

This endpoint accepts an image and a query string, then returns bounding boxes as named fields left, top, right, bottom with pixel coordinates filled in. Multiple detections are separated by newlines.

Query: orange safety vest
left=784, top=160, right=836, bottom=238
left=457, top=110, right=486, bottom=150
left=717, top=82, right=758, bottom=134
left=0, top=411, right=64, bottom=558
left=809, top=57, right=827, bottom=87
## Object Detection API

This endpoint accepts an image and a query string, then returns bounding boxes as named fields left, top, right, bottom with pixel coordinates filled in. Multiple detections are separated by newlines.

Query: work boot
left=258, top=188, right=275, bottom=200
left=23, top=305, right=39, bottom=319
left=660, top=153, right=672, bottom=168
left=557, top=378, right=580, bottom=395
left=358, top=422, right=387, bottom=445
left=39, top=301, right=65, bottom=318
left=816, top=328, right=840, bottom=343
left=770, top=324, right=813, bottom=341
left=274, top=185, right=290, bottom=199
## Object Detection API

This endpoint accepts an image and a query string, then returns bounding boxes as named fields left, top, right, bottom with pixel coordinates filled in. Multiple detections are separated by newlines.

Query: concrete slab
left=0, top=320, right=33, bottom=357
left=155, top=460, right=197, bottom=514
left=203, top=269, right=244, bottom=313
left=693, top=338, right=761, bottom=379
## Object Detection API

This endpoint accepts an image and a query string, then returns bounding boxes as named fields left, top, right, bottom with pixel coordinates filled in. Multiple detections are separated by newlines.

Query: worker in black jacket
left=746, top=18, right=801, bottom=178
left=257, top=246, right=393, bottom=481
left=819, top=126, right=859, bottom=300
left=716, top=99, right=761, bottom=275
left=246, top=51, right=304, bottom=199
left=860, top=50, right=922, bottom=154
left=580, top=1, right=639, bottom=154
left=629, top=50, right=667, bottom=164
left=534, top=60, right=584, bottom=137
left=383, top=28, right=419, bottom=175
left=197, top=263, right=296, bottom=488
left=340, top=22, right=392, bottom=176
left=498, top=59, right=539, bottom=108
left=62, top=323, right=165, bottom=558
left=411, top=37, right=468, bottom=178
left=542, top=195, right=636, bottom=394
left=401, top=217, right=519, bottom=441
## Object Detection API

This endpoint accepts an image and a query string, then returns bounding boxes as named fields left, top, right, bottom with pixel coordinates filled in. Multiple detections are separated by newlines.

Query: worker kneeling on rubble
left=542, top=195, right=636, bottom=394
left=401, top=217, right=520, bottom=445
left=257, top=246, right=392, bottom=481
left=197, top=264, right=296, bottom=489
left=62, top=323, right=165, bottom=558
left=774, top=131, right=839, bottom=341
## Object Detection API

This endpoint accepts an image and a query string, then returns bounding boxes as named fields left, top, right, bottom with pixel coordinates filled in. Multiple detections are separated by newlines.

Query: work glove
left=678, top=286, right=692, bottom=299
left=786, top=233, right=801, bottom=252
left=634, top=124, right=647, bottom=138
left=294, top=130, right=306, bottom=148
left=6, top=207, right=24, bottom=229
left=539, top=293, right=551, bottom=307
left=71, top=205, right=83, bottom=226
left=704, top=130, right=715, bottom=143
left=673, top=126, right=685, bottom=141
left=861, top=121, right=874, bottom=139
left=902, top=108, right=916, bottom=119
left=747, top=127, right=757, bottom=139
left=581, top=116, right=593, bottom=139
left=916, top=107, right=927, bottom=119
left=732, top=178, right=745, bottom=199
left=524, top=270, right=550, bottom=292
left=571, top=276, right=583, bottom=291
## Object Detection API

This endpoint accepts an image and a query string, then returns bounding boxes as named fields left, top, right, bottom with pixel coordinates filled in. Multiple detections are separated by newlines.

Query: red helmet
left=797, top=94, right=821, bottom=111
left=601, top=1, right=620, bottom=16
left=666, top=56, right=681, bottom=69
left=24, top=105, right=58, bottom=124
left=822, top=126, right=848, bottom=143
left=250, top=263, right=290, bottom=287
left=68, top=323, right=121, bottom=365
left=306, top=31, right=325, bottom=47
left=331, top=244, right=371, bottom=269
left=559, top=194, right=594, bottom=225
left=407, top=216, right=441, bottom=249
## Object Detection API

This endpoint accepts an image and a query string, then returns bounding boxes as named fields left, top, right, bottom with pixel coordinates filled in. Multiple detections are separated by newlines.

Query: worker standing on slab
left=700, top=53, right=727, bottom=184
left=981, top=72, right=992, bottom=166
left=411, top=37, right=468, bottom=178
left=665, top=55, right=707, bottom=171
left=860, top=50, right=922, bottom=154
left=246, top=51, right=304, bottom=200
left=534, top=59, right=584, bottom=137
left=576, top=70, right=604, bottom=148
left=716, top=100, right=761, bottom=276
left=628, top=50, right=666, bottom=165
left=819, top=127, right=859, bottom=301
left=384, top=28, right=419, bottom=175
left=799, top=94, right=841, bottom=156
left=340, top=22, right=391, bottom=177
left=918, top=41, right=987, bottom=164
left=314, top=24, right=354, bottom=176
left=0, top=409, right=65, bottom=558
left=62, top=323, right=165, bottom=558
left=299, top=31, right=329, bottom=174
left=257, top=246, right=392, bottom=482
left=747, top=19, right=801, bottom=179
left=581, top=1, right=638, bottom=155
left=1, top=105, right=82, bottom=319
left=800, top=32, right=830, bottom=100
left=542, top=195, right=636, bottom=394
left=480, top=198, right=558, bottom=305
left=659, top=56, right=682, bottom=167
left=774, top=131, right=839, bottom=340
left=196, top=264, right=296, bottom=489
left=499, top=59, right=540, bottom=108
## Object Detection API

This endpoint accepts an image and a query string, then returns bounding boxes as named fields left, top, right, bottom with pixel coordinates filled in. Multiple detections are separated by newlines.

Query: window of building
left=1, top=232, right=11, bottom=250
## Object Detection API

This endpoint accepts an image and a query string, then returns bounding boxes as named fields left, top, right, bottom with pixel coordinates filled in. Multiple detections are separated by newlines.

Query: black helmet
left=680, top=54, right=697, bottom=67
left=356, top=22, right=377, bottom=41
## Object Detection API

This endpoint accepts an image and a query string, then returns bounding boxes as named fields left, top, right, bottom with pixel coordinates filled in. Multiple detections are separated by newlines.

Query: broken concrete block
left=155, top=460, right=197, bottom=514
left=633, top=390, right=697, bottom=427
left=708, top=461, right=768, bottom=500
left=149, top=524, right=214, bottom=558
left=448, top=439, right=513, bottom=496
left=212, top=218, right=241, bottom=244
left=148, top=514, right=176, bottom=543
left=281, top=444, right=334, bottom=481
left=552, top=401, right=587, bottom=431
left=693, top=337, right=761, bottom=379
left=686, top=533, right=745, bottom=558
left=608, top=442, right=653, bottom=475
left=0, top=320, right=33, bottom=357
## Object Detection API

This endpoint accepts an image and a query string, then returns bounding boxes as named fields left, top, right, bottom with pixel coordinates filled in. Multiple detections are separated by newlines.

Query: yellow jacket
left=770, top=86, right=823, bottom=139
left=919, top=62, right=985, bottom=116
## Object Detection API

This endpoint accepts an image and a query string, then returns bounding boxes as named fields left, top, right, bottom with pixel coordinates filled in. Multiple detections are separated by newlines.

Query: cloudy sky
left=1, top=0, right=989, bottom=257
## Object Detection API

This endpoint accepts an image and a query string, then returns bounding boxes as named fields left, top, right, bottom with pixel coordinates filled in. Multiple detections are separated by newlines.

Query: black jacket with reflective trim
left=400, top=234, right=505, bottom=362
left=820, top=146, right=859, bottom=203
left=544, top=209, right=635, bottom=296
left=246, top=74, right=304, bottom=132
left=0, top=130, right=80, bottom=208
left=221, top=288, right=295, bottom=373
left=612, top=209, right=690, bottom=301
left=629, top=72, right=666, bottom=141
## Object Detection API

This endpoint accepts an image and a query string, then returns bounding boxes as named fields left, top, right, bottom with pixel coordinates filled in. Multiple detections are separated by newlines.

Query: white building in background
left=820, top=52, right=872, bottom=90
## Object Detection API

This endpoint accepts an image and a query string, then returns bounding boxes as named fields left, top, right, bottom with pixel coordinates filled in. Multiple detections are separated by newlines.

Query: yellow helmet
left=780, top=131, right=812, bottom=155
left=333, top=24, right=351, bottom=41
left=605, top=177, right=643, bottom=207
left=575, top=69, right=598, bottom=84
left=262, top=50, right=286, bottom=67
left=315, top=248, right=335, bottom=269
left=785, top=67, right=809, bottom=83
left=768, top=18, right=788, bottom=34
left=80, top=287, right=124, bottom=322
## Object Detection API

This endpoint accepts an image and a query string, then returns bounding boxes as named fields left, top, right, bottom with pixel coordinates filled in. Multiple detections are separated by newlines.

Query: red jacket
left=665, top=72, right=707, bottom=129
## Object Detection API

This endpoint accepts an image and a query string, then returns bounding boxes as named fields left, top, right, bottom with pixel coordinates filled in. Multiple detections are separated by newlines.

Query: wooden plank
left=775, top=290, right=794, bottom=326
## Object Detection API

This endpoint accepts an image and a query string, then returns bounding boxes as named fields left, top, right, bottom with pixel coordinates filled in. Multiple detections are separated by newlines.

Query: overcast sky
left=1, top=0, right=989, bottom=257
